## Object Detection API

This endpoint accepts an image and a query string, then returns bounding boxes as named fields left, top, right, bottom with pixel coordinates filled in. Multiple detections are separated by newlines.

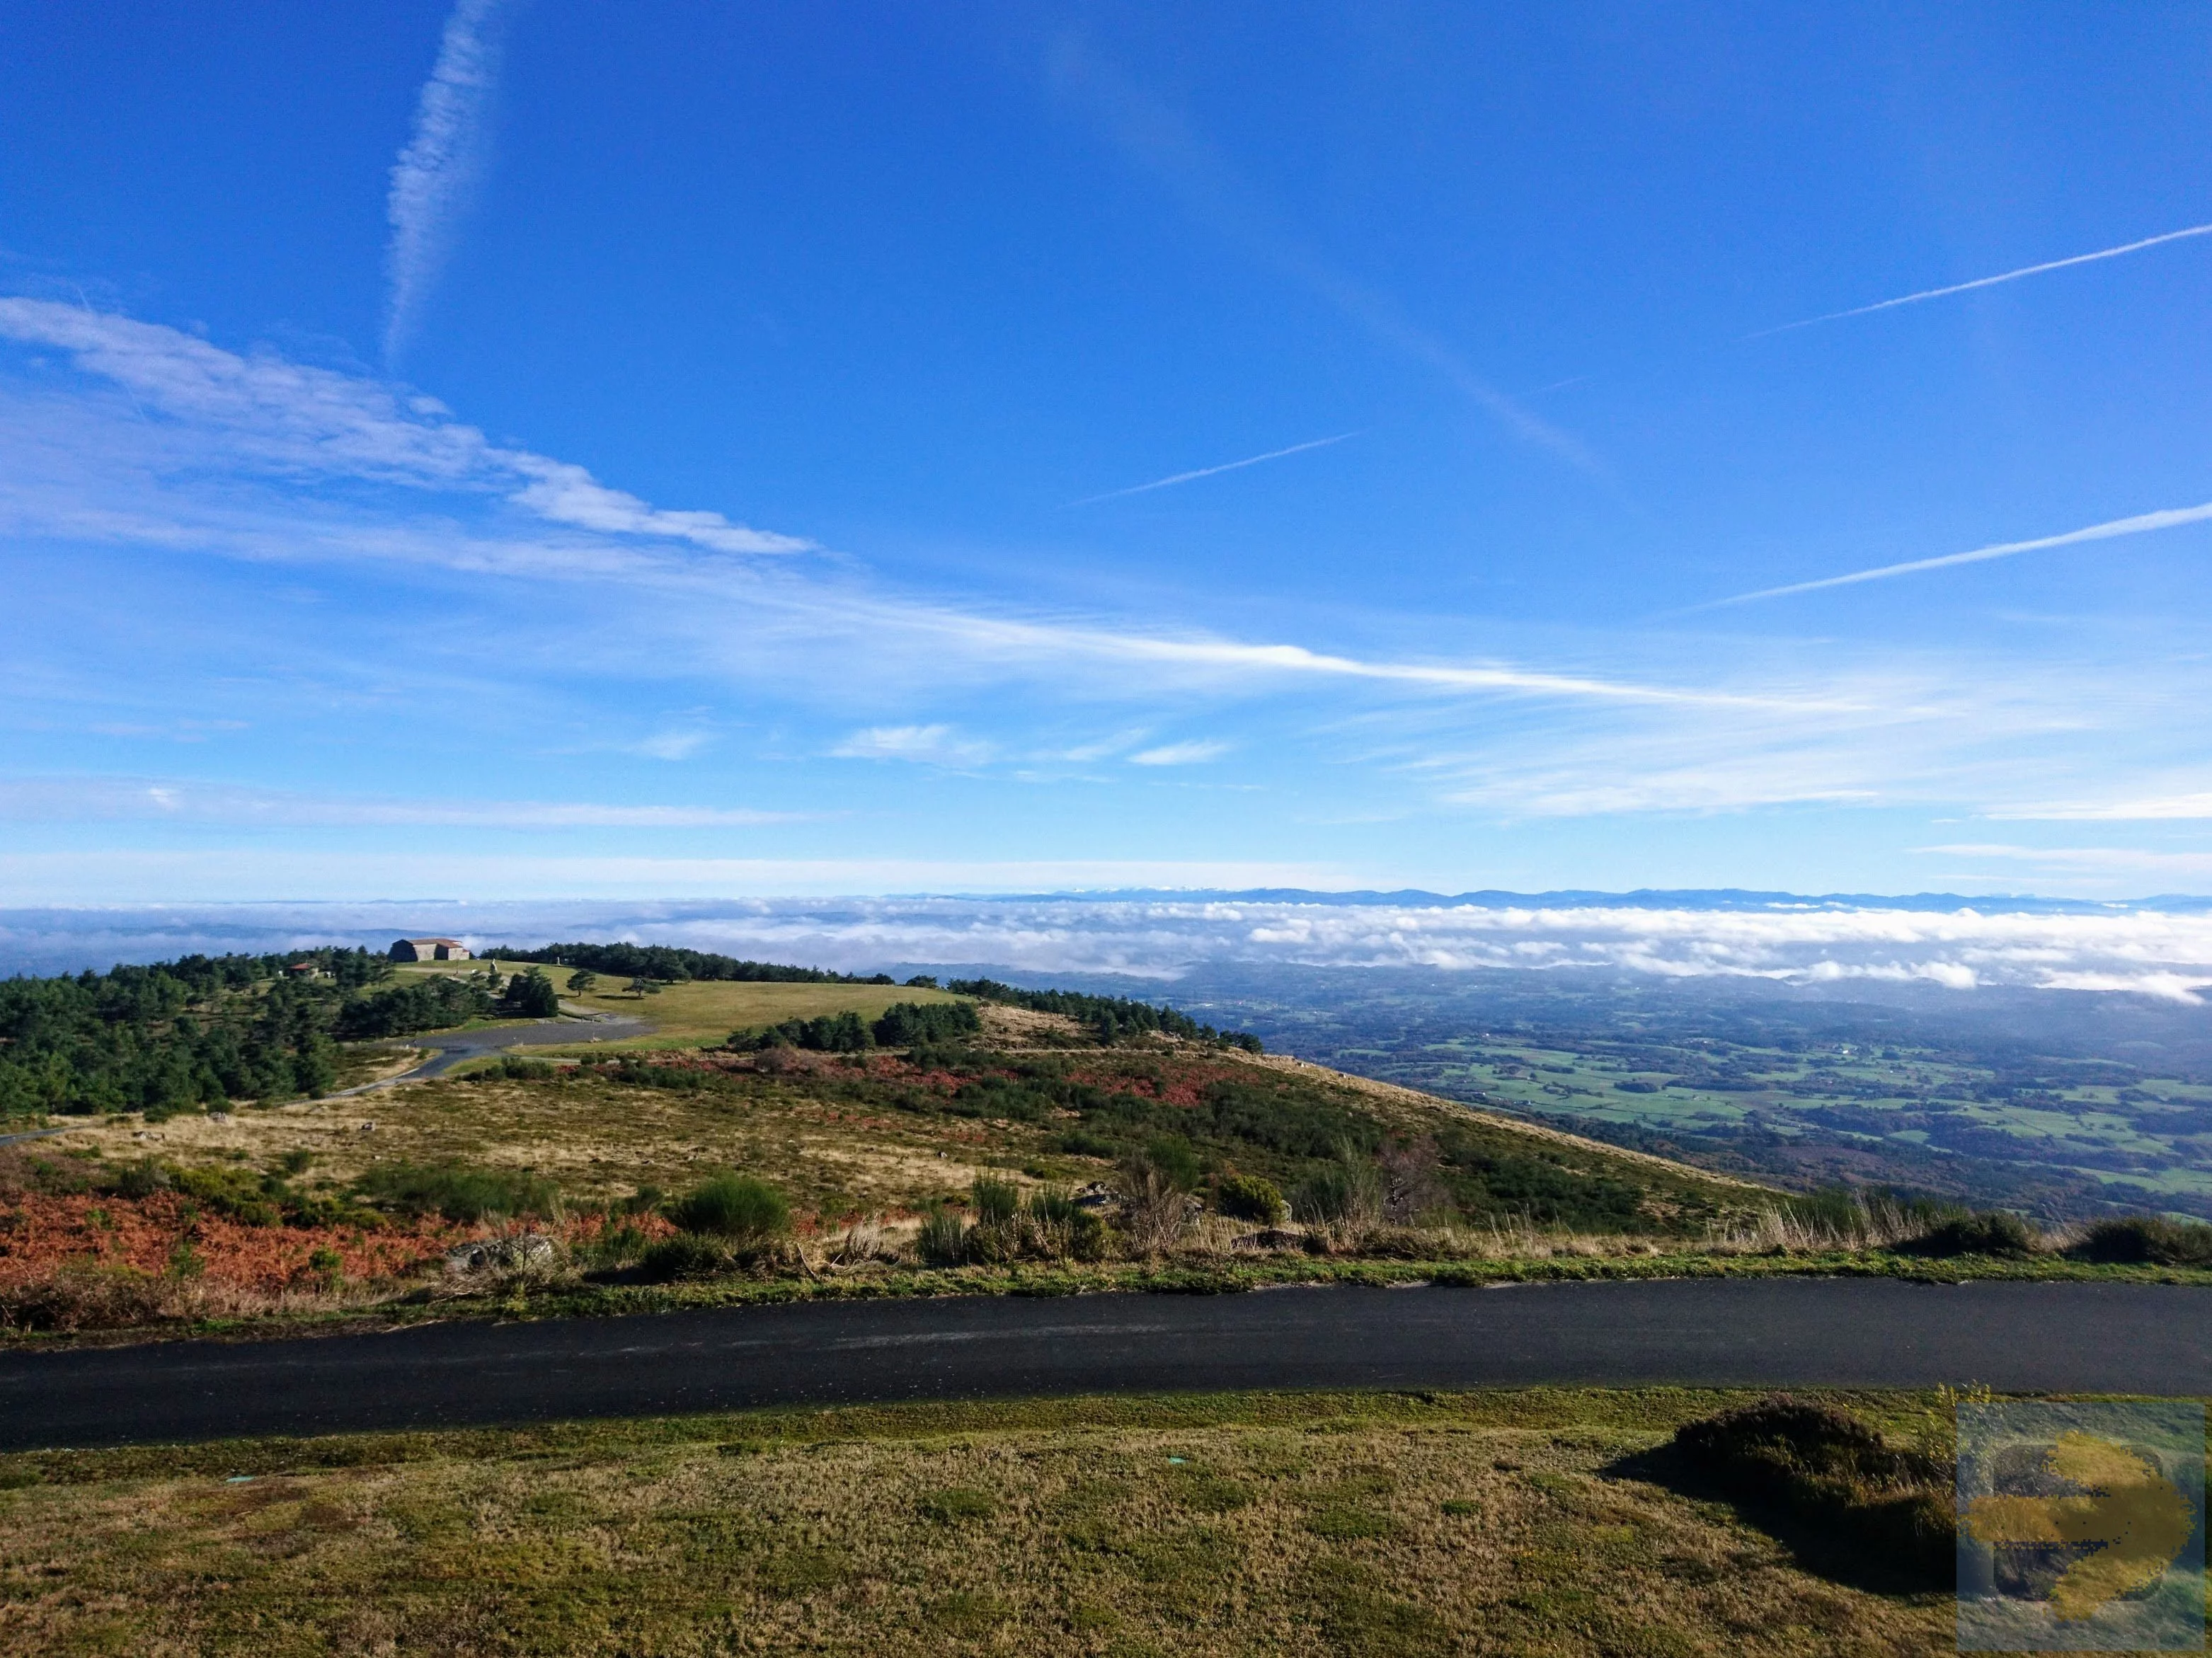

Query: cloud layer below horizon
left=8, top=894, right=2211, bottom=1003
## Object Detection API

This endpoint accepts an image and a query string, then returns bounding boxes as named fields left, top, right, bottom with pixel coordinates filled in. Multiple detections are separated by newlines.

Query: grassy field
left=0, top=1388, right=1968, bottom=1657
left=1339, top=1031, right=2212, bottom=1215
left=391, top=960, right=962, bottom=1050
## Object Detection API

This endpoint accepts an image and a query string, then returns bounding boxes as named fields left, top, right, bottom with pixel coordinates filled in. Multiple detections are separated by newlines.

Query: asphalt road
left=328, top=1012, right=650, bottom=1097
left=0, top=1279, right=2204, bottom=1451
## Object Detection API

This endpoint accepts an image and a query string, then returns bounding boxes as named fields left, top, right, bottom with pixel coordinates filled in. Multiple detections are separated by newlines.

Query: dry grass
left=26, top=1065, right=1048, bottom=1219
left=0, top=1388, right=1956, bottom=1656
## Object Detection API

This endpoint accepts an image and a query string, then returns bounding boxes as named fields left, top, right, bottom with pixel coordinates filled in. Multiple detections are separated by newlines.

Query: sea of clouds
left=6, top=892, right=2212, bottom=1004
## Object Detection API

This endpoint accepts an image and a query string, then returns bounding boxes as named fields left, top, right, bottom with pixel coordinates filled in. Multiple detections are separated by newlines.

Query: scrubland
left=4, top=1001, right=2208, bottom=1340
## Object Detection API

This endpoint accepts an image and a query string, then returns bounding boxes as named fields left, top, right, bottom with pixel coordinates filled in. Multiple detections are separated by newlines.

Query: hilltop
left=1, top=949, right=2204, bottom=1340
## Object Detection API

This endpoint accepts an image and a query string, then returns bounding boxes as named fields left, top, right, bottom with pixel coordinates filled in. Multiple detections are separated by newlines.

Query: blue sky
left=4, top=1, right=2211, bottom=902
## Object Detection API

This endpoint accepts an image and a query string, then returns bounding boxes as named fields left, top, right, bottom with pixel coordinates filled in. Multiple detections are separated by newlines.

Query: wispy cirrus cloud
left=1128, top=740, right=1229, bottom=766
left=0, top=299, right=1780, bottom=715
left=8, top=295, right=2162, bottom=836
left=1987, top=780, right=2212, bottom=821
left=1067, top=432, right=1357, bottom=507
left=0, top=775, right=798, bottom=829
left=0, top=297, right=813, bottom=556
left=830, top=725, right=996, bottom=766
left=1694, top=498, right=2212, bottom=609
left=1750, top=220, right=2212, bottom=338
left=384, top=0, right=518, bottom=362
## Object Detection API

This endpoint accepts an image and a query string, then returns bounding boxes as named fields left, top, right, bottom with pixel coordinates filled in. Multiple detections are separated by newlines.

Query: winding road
left=0, top=1279, right=2204, bottom=1451
left=326, top=1010, right=651, bottom=1097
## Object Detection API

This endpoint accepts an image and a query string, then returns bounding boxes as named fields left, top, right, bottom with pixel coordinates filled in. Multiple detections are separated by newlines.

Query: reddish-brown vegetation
left=0, top=1192, right=459, bottom=1293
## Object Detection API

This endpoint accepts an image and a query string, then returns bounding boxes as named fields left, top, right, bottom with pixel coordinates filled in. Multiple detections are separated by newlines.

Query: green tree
left=501, top=969, right=561, bottom=1020
left=565, top=969, right=599, bottom=994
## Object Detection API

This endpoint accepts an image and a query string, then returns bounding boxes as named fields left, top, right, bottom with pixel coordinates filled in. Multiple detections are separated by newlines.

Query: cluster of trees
left=942, top=978, right=1262, bottom=1052
left=0, top=952, right=387, bottom=1118
left=488, top=942, right=893, bottom=987
left=338, top=963, right=561, bottom=1035
left=0, top=950, right=571, bottom=1117
left=727, top=999, right=982, bottom=1054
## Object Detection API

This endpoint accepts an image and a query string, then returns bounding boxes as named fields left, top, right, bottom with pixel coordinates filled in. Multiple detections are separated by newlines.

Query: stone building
left=389, top=937, right=472, bottom=962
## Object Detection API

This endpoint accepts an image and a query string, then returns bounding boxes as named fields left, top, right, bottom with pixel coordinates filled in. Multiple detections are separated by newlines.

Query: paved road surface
left=326, top=1012, right=650, bottom=1097
left=0, top=1279, right=2204, bottom=1450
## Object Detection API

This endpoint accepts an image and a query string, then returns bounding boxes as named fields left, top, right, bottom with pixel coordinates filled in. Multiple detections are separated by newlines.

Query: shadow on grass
left=1603, top=1398, right=1954, bottom=1597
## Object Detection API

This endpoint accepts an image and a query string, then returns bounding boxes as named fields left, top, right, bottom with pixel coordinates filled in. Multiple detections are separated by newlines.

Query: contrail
left=1699, top=500, right=2212, bottom=609
left=1749, top=221, right=2212, bottom=338
left=1067, top=432, right=1358, bottom=507
left=384, top=0, right=515, bottom=363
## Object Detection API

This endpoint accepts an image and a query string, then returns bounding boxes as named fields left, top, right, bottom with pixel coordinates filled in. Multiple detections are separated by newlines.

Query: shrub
left=971, top=1175, right=1019, bottom=1227
left=1215, top=1173, right=1286, bottom=1225
left=917, top=1202, right=968, bottom=1266
left=0, top=1263, right=175, bottom=1332
left=2069, top=1214, right=2212, bottom=1266
left=1671, top=1395, right=1952, bottom=1586
left=1142, top=1136, right=1203, bottom=1192
left=638, top=1233, right=730, bottom=1282
left=1116, top=1154, right=1191, bottom=1255
left=357, top=1161, right=562, bottom=1223
left=1290, top=1146, right=1387, bottom=1235
left=113, top=1157, right=168, bottom=1199
left=1904, top=1209, right=2039, bottom=1258
left=668, top=1175, right=791, bottom=1245
left=585, top=1221, right=651, bottom=1270
left=1017, top=1186, right=1106, bottom=1261
left=493, top=1055, right=556, bottom=1081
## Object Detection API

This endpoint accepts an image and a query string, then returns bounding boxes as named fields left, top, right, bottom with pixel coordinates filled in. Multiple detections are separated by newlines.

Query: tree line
left=486, top=942, right=894, bottom=986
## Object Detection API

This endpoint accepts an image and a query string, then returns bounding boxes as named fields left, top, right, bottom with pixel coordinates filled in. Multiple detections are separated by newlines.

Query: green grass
left=1356, top=1035, right=2212, bottom=1215
left=0, top=1388, right=1974, bottom=1655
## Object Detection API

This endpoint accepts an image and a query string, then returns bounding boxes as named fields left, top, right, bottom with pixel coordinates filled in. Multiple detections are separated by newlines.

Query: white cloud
left=830, top=725, right=995, bottom=766
left=1129, top=739, right=1229, bottom=766
left=506, top=457, right=813, bottom=555
left=0, top=776, right=796, bottom=829
left=1702, top=498, right=2212, bottom=609
left=384, top=0, right=514, bottom=361
left=10, top=892, right=2211, bottom=1002
left=0, top=298, right=813, bottom=558
left=1991, top=790, right=2212, bottom=822
left=631, top=730, right=715, bottom=761
left=8, top=297, right=2203, bottom=833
